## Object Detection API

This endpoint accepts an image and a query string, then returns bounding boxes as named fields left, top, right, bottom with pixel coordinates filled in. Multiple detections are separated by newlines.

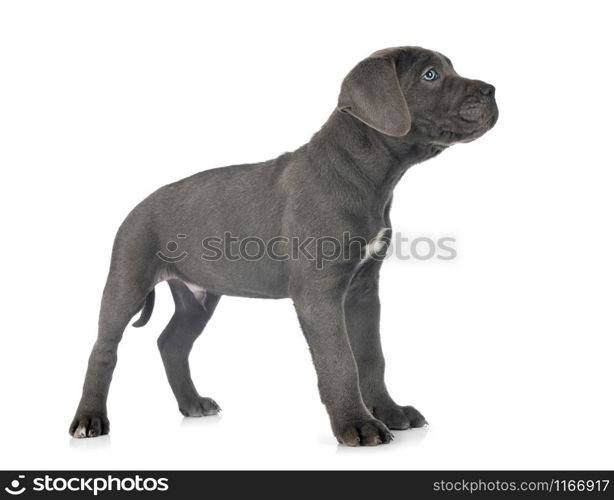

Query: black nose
left=479, top=82, right=495, bottom=97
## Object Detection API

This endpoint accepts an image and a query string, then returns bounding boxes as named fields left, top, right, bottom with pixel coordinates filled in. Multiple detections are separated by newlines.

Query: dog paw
left=334, top=418, right=393, bottom=446
left=69, top=412, right=110, bottom=438
left=372, top=404, right=427, bottom=430
left=179, top=397, right=221, bottom=417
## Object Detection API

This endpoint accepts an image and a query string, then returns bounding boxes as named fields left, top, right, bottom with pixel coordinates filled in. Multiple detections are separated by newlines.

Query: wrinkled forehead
left=372, top=46, right=454, bottom=75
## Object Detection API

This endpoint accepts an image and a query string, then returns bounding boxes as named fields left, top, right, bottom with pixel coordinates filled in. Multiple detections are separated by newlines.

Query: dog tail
left=132, top=289, right=155, bottom=327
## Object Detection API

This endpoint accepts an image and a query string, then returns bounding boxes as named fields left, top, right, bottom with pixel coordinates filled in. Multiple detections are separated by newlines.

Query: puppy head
left=337, top=46, right=498, bottom=144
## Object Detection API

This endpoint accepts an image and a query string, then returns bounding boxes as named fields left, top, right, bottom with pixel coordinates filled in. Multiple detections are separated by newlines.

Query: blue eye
left=422, top=69, right=439, bottom=81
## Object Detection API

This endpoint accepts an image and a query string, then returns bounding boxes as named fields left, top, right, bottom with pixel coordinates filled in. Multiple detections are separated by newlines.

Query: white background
left=1, top=0, right=612, bottom=470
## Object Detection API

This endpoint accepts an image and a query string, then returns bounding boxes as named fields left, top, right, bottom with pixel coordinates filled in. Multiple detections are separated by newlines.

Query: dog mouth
left=448, top=100, right=498, bottom=143
left=413, top=101, right=498, bottom=145
left=458, top=97, right=497, bottom=124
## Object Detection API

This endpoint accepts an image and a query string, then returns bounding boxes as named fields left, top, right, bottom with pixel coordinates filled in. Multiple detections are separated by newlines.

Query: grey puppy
left=70, top=46, right=497, bottom=446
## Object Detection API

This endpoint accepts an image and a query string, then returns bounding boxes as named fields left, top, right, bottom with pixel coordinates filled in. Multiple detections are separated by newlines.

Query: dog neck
left=305, top=110, right=448, bottom=217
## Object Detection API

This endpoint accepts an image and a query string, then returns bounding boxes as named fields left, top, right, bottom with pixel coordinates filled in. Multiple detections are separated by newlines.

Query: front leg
left=292, top=281, right=392, bottom=446
left=345, top=261, right=427, bottom=430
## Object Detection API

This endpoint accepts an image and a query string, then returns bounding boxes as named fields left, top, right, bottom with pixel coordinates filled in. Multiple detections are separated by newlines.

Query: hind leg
left=158, top=280, right=221, bottom=417
left=69, top=268, right=153, bottom=438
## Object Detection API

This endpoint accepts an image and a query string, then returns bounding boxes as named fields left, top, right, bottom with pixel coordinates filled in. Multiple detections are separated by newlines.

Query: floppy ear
left=337, top=55, right=411, bottom=137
